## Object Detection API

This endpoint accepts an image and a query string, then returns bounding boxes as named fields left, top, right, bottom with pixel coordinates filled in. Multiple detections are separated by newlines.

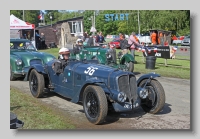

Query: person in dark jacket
left=40, top=32, right=46, bottom=49
left=119, top=34, right=129, bottom=55
left=53, top=47, right=70, bottom=74
left=98, top=32, right=106, bottom=43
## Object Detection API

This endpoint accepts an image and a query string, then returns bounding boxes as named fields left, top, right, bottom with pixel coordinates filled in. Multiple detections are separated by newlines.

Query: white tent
left=10, top=14, right=36, bottom=48
left=10, top=14, right=35, bottom=29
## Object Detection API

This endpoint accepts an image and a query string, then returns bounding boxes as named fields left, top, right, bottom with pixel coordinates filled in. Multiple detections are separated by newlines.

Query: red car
left=109, top=38, right=121, bottom=49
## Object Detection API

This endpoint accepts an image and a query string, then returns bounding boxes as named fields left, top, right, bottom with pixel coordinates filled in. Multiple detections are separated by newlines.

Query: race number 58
left=84, top=66, right=98, bottom=76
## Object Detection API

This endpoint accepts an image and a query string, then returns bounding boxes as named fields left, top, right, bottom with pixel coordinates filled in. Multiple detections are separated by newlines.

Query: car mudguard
left=136, top=73, right=160, bottom=86
left=120, top=53, right=134, bottom=64
left=95, top=55, right=106, bottom=64
left=71, top=77, right=106, bottom=103
left=25, top=64, right=47, bottom=81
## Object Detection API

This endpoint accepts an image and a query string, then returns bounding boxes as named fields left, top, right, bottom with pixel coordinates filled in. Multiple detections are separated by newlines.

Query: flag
left=38, top=10, right=44, bottom=20
left=154, top=47, right=158, bottom=53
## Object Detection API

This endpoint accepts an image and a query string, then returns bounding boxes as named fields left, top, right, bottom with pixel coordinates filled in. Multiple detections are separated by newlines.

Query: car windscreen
left=10, top=41, right=36, bottom=50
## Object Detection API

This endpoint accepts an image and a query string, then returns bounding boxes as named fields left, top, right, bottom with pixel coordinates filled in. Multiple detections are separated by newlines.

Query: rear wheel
left=83, top=85, right=108, bottom=125
left=138, top=79, right=165, bottom=114
left=29, top=69, right=45, bottom=98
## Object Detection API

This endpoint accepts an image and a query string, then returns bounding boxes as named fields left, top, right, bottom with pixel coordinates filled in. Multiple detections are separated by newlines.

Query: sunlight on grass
left=10, top=88, right=76, bottom=129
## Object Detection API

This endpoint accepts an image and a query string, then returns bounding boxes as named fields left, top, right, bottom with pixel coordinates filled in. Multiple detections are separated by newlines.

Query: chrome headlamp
left=117, top=92, right=127, bottom=102
left=15, top=59, right=22, bottom=65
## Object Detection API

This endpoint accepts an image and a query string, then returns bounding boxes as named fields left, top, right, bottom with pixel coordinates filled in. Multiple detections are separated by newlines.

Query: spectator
left=87, top=34, right=96, bottom=46
left=40, top=33, right=46, bottom=49
left=159, top=32, right=164, bottom=45
left=98, top=32, right=106, bottom=43
left=119, top=34, right=129, bottom=55
left=128, top=32, right=140, bottom=61
left=83, top=31, right=88, bottom=41
left=35, top=32, right=40, bottom=50
left=151, top=31, right=157, bottom=45
left=95, top=32, right=100, bottom=43
left=27, top=31, right=31, bottom=40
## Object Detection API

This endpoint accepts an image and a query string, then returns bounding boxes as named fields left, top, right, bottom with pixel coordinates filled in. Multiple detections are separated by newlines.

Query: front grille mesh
left=118, top=75, right=137, bottom=102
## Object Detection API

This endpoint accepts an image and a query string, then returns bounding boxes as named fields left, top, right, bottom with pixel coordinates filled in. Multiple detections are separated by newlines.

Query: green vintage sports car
left=10, top=39, right=56, bottom=81
left=71, top=45, right=135, bottom=72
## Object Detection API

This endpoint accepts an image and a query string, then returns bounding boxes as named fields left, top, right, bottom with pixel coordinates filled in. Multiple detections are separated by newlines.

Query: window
left=68, top=21, right=83, bottom=35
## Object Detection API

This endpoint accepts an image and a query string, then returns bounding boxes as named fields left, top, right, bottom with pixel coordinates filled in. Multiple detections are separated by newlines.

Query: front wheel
left=10, top=66, right=16, bottom=81
left=29, top=69, right=45, bottom=98
left=125, top=61, right=134, bottom=72
left=138, top=79, right=165, bottom=114
left=83, top=85, right=108, bottom=125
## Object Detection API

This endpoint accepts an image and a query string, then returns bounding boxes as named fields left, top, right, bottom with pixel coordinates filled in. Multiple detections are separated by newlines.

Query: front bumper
left=13, top=67, right=30, bottom=77
left=112, top=97, right=141, bottom=112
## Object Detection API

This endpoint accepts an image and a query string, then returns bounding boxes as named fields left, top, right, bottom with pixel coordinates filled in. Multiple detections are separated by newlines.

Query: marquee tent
left=10, top=14, right=36, bottom=48
left=10, top=14, right=35, bottom=29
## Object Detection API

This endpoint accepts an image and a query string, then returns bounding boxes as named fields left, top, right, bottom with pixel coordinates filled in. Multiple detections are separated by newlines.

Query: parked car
left=109, top=38, right=120, bottom=49
left=137, top=32, right=152, bottom=45
left=70, top=45, right=135, bottom=72
left=26, top=58, right=166, bottom=125
left=181, top=35, right=190, bottom=46
left=10, top=39, right=56, bottom=81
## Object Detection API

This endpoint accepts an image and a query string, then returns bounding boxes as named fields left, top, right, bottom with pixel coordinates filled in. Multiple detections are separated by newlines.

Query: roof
left=36, top=16, right=83, bottom=29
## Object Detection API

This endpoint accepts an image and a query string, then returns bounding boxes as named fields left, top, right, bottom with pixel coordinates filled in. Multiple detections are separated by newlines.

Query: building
left=35, top=16, right=84, bottom=48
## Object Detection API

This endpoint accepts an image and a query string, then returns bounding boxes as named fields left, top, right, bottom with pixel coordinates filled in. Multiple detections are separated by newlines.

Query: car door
left=47, top=63, right=74, bottom=98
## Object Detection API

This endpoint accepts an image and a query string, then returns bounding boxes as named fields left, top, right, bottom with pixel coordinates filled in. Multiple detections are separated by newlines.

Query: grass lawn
left=39, top=47, right=190, bottom=79
left=10, top=87, right=76, bottom=129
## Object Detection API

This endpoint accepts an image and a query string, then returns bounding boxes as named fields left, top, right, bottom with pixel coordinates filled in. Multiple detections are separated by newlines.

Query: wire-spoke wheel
left=29, top=69, right=45, bottom=98
left=83, top=85, right=108, bottom=125
left=139, top=79, right=165, bottom=114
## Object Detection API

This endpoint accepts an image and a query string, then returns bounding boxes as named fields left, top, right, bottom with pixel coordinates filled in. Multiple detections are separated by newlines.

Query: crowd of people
left=55, top=30, right=173, bottom=70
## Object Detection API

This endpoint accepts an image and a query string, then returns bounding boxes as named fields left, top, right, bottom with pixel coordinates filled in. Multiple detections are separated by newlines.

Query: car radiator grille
left=118, top=75, right=137, bottom=102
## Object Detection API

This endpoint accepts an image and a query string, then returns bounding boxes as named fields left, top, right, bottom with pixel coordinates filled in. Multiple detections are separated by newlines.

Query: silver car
left=181, top=35, right=190, bottom=46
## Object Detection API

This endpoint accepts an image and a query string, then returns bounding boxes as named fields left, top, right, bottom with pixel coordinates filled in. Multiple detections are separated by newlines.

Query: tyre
left=29, top=69, right=45, bottom=98
left=138, top=79, right=165, bottom=114
left=83, top=85, right=108, bottom=125
left=125, top=61, right=134, bottom=72
left=10, top=66, right=16, bottom=81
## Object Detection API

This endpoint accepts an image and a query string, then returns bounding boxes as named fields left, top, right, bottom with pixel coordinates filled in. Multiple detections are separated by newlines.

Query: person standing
left=40, top=33, right=46, bottom=49
left=98, top=32, right=106, bottom=43
left=159, top=32, right=164, bottom=45
left=35, top=32, right=40, bottom=50
left=119, top=34, right=129, bottom=55
left=128, top=32, right=140, bottom=62
left=151, top=31, right=157, bottom=45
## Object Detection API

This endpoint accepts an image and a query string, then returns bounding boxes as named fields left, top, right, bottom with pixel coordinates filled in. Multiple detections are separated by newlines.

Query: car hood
left=10, top=50, right=55, bottom=66
left=74, top=62, right=125, bottom=79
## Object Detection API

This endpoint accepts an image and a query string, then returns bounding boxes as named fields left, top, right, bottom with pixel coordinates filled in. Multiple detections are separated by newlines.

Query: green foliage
left=10, top=10, right=190, bottom=36
left=10, top=10, right=40, bottom=26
